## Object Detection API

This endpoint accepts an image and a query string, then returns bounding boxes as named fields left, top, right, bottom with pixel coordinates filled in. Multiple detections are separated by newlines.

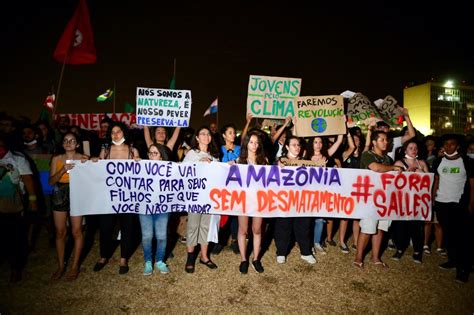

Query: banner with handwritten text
left=247, top=75, right=302, bottom=119
left=70, top=161, right=433, bottom=221
left=136, top=87, right=191, bottom=127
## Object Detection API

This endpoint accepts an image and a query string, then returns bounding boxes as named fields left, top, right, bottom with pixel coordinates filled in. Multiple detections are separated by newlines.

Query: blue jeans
left=139, top=213, right=169, bottom=262
left=313, top=218, right=325, bottom=244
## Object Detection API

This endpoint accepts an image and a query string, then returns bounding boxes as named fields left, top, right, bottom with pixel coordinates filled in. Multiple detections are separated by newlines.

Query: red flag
left=53, top=0, right=96, bottom=64
left=44, top=93, right=56, bottom=111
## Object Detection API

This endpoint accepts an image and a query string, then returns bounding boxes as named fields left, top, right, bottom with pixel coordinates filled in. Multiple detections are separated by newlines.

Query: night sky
left=2, top=1, right=473, bottom=129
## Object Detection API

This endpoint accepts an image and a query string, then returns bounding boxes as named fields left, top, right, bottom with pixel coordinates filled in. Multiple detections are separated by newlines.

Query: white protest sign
left=70, top=160, right=433, bottom=221
left=136, top=87, right=191, bottom=127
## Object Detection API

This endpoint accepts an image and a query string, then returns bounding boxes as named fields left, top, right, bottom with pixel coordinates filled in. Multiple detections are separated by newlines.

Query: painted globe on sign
left=311, top=118, right=327, bottom=133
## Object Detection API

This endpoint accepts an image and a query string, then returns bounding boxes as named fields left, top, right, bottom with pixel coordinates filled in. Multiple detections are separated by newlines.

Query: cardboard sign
left=247, top=75, right=302, bottom=119
left=53, top=113, right=136, bottom=131
left=279, top=157, right=327, bottom=167
left=293, top=95, right=346, bottom=137
left=346, top=93, right=382, bottom=127
left=375, top=95, right=404, bottom=126
left=136, top=87, right=191, bottom=127
left=71, top=160, right=433, bottom=221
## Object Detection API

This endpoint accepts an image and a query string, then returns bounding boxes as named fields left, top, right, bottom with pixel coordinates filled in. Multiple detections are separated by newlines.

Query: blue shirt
left=221, top=145, right=241, bottom=162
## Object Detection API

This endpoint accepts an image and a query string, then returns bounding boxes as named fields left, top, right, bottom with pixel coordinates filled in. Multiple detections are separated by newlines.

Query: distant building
left=404, top=82, right=474, bottom=136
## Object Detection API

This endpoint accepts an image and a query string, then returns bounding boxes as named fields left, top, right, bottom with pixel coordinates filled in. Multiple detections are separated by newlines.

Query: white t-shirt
left=183, top=150, right=219, bottom=163
left=0, top=151, right=32, bottom=213
left=182, top=149, right=220, bottom=243
left=0, top=150, right=32, bottom=190
left=435, top=157, right=466, bottom=203
left=388, top=136, right=402, bottom=161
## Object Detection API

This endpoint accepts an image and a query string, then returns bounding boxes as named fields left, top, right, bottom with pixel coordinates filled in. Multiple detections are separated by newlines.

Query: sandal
left=65, top=268, right=80, bottom=281
left=93, top=258, right=109, bottom=272
left=352, top=261, right=364, bottom=269
left=51, top=267, right=66, bottom=280
left=199, top=259, right=218, bottom=269
left=185, top=253, right=195, bottom=273
left=373, top=261, right=389, bottom=268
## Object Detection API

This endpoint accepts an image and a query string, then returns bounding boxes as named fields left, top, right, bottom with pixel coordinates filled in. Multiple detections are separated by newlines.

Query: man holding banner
left=353, top=131, right=404, bottom=269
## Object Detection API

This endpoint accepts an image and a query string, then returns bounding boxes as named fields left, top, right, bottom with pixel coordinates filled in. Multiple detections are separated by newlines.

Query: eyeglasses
left=63, top=139, right=77, bottom=144
left=148, top=151, right=160, bottom=156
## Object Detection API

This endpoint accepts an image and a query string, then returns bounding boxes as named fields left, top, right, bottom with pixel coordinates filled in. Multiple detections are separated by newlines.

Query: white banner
left=70, top=160, right=433, bottom=220
left=136, top=87, right=191, bottom=127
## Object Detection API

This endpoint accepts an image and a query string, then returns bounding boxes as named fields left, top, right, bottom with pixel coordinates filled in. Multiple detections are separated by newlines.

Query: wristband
left=28, top=195, right=37, bottom=202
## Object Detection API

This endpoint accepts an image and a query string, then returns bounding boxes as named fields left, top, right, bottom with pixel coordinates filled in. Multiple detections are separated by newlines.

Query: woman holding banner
left=49, top=132, right=87, bottom=281
left=93, top=122, right=140, bottom=275
left=391, top=139, right=428, bottom=263
left=214, top=123, right=241, bottom=255
left=236, top=131, right=267, bottom=274
left=276, top=136, right=316, bottom=265
left=183, top=126, right=220, bottom=273
left=140, top=143, right=171, bottom=275
left=304, top=135, right=347, bottom=254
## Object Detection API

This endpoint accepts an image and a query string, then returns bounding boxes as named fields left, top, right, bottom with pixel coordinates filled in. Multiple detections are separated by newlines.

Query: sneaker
left=423, top=245, right=431, bottom=255
left=180, top=236, right=187, bottom=244
left=155, top=261, right=170, bottom=274
left=351, top=244, right=357, bottom=251
left=143, top=261, right=153, bottom=276
left=276, top=256, right=286, bottom=264
left=231, top=240, right=239, bottom=254
left=436, top=248, right=447, bottom=256
left=455, top=270, right=469, bottom=283
left=340, top=244, right=350, bottom=254
left=326, top=239, right=337, bottom=247
left=301, top=255, right=317, bottom=264
left=211, top=244, right=224, bottom=255
left=239, top=261, right=249, bottom=274
left=252, top=260, right=264, bottom=273
left=439, top=261, right=456, bottom=270
left=412, top=252, right=423, bottom=264
left=387, top=240, right=396, bottom=251
left=314, top=243, right=327, bottom=255
left=391, top=250, right=403, bottom=261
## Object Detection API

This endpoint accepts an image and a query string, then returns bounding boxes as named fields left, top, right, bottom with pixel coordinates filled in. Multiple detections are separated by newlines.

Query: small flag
left=53, top=0, right=96, bottom=65
left=124, top=102, right=134, bottom=113
left=169, top=75, right=176, bottom=90
left=44, top=93, right=56, bottom=111
left=203, top=97, right=218, bottom=117
left=97, top=89, right=113, bottom=102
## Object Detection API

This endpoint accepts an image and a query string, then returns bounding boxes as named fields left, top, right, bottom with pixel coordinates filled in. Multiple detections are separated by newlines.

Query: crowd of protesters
left=0, top=108, right=472, bottom=284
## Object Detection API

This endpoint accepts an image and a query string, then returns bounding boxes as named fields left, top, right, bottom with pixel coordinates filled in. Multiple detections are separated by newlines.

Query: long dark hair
left=190, top=126, right=219, bottom=158
left=305, top=136, right=329, bottom=160
left=148, top=143, right=170, bottom=161
left=106, top=121, right=132, bottom=146
left=281, top=136, right=303, bottom=159
left=54, top=132, right=82, bottom=156
left=220, top=123, right=236, bottom=145
left=239, top=131, right=267, bottom=165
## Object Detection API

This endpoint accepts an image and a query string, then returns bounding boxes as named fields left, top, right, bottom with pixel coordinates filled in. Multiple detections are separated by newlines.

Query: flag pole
left=52, top=57, right=67, bottom=119
left=113, top=81, right=116, bottom=114
left=216, top=97, right=219, bottom=129
left=173, top=58, right=176, bottom=78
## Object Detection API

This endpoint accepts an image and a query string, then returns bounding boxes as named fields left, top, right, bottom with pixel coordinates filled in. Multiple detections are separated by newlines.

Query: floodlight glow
left=444, top=80, right=454, bottom=88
